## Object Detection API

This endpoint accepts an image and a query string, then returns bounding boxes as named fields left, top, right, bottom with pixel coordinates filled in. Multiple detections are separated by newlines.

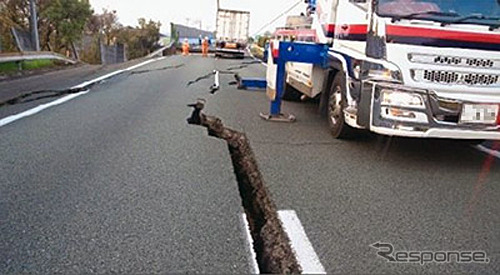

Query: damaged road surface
left=129, top=64, right=184, bottom=75
left=0, top=55, right=256, bottom=274
left=0, top=86, right=90, bottom=108
left=0, top=61, right=183, bottom=110
left=187, top=99, right=301, bottom=273
left=3, top=52, right=498, bottom=275
left=0, top=58, right=165, bottom=120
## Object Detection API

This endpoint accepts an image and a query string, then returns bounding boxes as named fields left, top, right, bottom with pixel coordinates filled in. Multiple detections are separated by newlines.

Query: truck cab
left=279, top=0, right=500, bottom=139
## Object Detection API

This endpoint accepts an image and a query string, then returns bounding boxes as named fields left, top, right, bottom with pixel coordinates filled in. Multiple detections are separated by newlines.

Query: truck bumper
left=363, top=81, right=500, bottom=140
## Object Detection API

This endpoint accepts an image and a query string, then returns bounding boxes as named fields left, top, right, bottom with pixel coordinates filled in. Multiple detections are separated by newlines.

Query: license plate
left=460, top=104, right=499, bottom=124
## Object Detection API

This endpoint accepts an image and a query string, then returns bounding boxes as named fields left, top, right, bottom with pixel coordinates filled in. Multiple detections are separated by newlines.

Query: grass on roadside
left=0, top=59, right=56, bottom=74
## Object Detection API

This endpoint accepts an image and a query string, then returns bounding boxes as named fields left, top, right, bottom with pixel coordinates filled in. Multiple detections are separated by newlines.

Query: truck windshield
left=377, top=0, right=500, bottom=25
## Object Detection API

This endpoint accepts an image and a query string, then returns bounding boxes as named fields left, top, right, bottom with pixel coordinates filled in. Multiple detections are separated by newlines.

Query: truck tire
left=282, top=75, right=301, bottom=101
left=327, top=74, right=356, bottom=139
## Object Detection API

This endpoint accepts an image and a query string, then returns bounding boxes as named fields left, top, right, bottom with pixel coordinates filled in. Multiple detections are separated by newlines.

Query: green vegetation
left=0, top=62, right=18, bottom=73
left=250, top=44, right=265, bottom=60
left=115, top=18, right=161, bottom=60
left=0, top=59, right=55, bottom=74
left=86, top=11, right=162, bottom=61
left=0, top=1, right=161, bottom=63
left=0, top=0, right=93, bottom=54
left=41, top=0, right=93, bottom=51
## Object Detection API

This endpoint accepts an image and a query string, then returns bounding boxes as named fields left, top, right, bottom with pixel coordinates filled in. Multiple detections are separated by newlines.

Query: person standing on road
left=202, top=37, right=209, bottom=57
left=182, top=38, right=190, bottom=56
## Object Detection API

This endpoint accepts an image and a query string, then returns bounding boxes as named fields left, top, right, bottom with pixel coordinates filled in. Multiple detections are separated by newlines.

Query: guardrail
left=0, top=51, right=78, bottom=64
left=147, top=41, right=177, bottom=58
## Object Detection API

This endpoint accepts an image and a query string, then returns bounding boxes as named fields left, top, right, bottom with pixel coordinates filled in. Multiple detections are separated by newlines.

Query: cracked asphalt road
left=1, top=54, right=499, bottom=274
left=0, top=55, right=252, bottom=274
left=205, top=57, right=500, bottom=274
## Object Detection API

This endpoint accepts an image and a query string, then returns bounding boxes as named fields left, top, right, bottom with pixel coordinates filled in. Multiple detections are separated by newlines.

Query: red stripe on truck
left=386, top=25, right=500, bottom=44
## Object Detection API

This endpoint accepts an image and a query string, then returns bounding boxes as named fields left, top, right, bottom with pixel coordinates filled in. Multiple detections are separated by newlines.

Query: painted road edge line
left=0, top=91, right=89, bottom=127
left=278, top=210, right=326, bottom=274
left=241, top=213, right=260, bottom=274
left=476, top=144, right=500, bottom=159
left=0, top=57, right=165, bottom=128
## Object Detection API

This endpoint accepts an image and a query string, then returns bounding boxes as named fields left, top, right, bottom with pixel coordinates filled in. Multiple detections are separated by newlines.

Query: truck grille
left=409, top=54, right=500, bottom=69
left=413, top=69, right=500, bottom=86
left=464, top=58, right=494, bottom=68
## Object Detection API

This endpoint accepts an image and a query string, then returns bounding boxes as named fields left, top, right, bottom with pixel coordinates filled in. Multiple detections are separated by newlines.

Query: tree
left=0, top=0, right=30, bottom=52
left=115, top=18, right=161, bottom=59
left=0, top=0, right=63, bottom=52
left=137, top=18, right=161, bottom=54
left=1, top=0, right=159, bottom=61
left=0, top=0, right=30, bottom=29
left=86, top=8, right=120, bottom=45
left=41, top=0, right=93, bottom=52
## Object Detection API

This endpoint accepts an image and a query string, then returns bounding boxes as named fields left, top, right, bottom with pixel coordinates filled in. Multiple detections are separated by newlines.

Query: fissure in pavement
left=0, top=63, right=185, bottom=108
left=187, top=99, right=301, bottom=274
left=186, top=72, right=215, bottom=87
left=129, top=64, right=184, bottom=75
left=0, top=86, right=90, bottom=107
left=225, top=60, right=261, bottom=71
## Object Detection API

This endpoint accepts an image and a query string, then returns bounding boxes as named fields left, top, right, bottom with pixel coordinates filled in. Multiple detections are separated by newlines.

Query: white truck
left=215, top=8, right=250, bottom=58
left=270, top=0, right=500, bottom=140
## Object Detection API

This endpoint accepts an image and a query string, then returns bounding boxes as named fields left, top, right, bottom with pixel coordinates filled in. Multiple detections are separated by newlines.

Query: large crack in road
left=225, top=60, right=262, bottom=71
left=0, top=63, right=185, bottom=108
left=0, top=86, right=91, bottom=107
left=187, top=99, right=301, bottom=274
left=186, top=72, right=216, bottom=87
left=129, top=64, right=184, bottom=75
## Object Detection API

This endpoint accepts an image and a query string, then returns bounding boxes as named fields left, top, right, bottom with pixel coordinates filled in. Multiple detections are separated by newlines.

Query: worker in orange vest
left=182, top=38, right=190, bottom=56
left=202, top=37, right=209, bottom=57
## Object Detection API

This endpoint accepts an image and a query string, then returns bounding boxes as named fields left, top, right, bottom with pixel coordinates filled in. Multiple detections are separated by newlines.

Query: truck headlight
left=364, top=62, right=403, bottom=83
left=381, top=90, right=425, bottom=109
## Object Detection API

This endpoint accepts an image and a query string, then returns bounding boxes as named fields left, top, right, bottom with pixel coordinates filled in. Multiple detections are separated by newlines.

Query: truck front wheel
left=327, top=74, right=356, bottom=139
left=282, top=74, right=301, bottom=101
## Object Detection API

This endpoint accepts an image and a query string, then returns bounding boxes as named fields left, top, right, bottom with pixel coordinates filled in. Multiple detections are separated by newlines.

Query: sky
left=89, top=0, right=307, bottom=36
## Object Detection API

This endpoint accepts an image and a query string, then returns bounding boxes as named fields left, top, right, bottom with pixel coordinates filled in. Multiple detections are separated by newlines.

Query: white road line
left=0, top=91, right=89, bottom=127
left=278, top=210, right=326, bottom=274
left=476, top=144, right=500, bottom=159
left=0, top=57, right=166, bottom=128
left=241, top=213, right=260, bottom=274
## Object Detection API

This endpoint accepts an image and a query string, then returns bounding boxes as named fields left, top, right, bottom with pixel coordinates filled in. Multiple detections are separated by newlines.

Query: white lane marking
left=278, top=210, right=326, bottom=274
left=73, top=57, right=164, bottom=89
left=476, top=144, right=500, bottom=159
left=0, top=91, right=89, bottom=127
left=241, top=213, right=260, bottom=274
left=0, top=57, right=166, bottom=128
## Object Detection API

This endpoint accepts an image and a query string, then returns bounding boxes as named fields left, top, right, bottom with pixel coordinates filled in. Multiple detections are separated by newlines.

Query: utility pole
left=29, top=0, right=40, bottom=51
left=215, top=0, right=220, bottom=39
